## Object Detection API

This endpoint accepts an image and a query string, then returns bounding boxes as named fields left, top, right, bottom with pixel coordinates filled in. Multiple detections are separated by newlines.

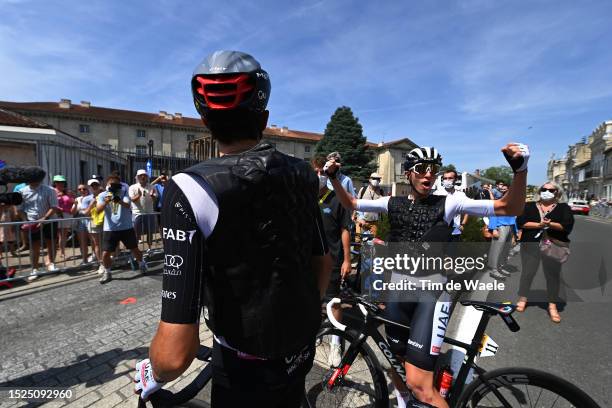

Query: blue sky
left=1, top=0, right=611, bottom=184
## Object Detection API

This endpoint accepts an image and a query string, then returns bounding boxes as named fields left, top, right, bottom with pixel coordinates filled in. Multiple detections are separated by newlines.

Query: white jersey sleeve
left=355, top=196, right=391, bottom=213
left=172, top=173, right=219, bottom=238
left=444, top=193, right=495, bottom=225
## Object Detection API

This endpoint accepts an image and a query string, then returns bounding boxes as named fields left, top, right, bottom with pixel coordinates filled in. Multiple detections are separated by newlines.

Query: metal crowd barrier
left=591, top=203, right=611, bottom=219
left=0, top=212, right=163, bottom=285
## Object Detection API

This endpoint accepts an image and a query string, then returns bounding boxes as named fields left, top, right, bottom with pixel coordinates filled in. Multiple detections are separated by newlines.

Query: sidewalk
left=0, top=260, right=213, bottom=408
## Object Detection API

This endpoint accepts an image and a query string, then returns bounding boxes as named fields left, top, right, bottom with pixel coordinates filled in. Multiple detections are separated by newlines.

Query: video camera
left=0, top=166, right=46, bottom=206
left=107, top=182, right=123, bottom=202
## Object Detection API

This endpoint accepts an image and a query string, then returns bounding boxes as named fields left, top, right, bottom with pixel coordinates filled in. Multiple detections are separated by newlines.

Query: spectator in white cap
left=129, top=169, right=157, bottom=250
left=325, top=152, right=356, bottom=197
left=355, top=172, right=384, bottom=238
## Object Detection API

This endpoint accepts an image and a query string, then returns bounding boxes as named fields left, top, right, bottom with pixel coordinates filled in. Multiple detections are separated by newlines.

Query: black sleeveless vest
left=183, top=143, right=321, bottom=359
left=387, top=195, right=453, bottom=243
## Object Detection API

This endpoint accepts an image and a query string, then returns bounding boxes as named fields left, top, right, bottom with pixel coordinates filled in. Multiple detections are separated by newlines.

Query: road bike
left=303, top=288, right=601, bottom=408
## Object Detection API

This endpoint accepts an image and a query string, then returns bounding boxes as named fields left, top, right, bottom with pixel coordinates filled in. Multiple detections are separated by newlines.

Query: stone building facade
left=547, top=121, right=612, bottom=201
left=0, top=99, right=419, bottom=194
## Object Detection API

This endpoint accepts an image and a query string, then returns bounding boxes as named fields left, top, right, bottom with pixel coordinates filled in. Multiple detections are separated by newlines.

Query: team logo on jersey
left=162, top=228, right=196, bottom=243
left=161, top=290, right=177, bottom=300
left=163, top=268, right=182, bottom=276
left=164, top=255, right=184, bottom=268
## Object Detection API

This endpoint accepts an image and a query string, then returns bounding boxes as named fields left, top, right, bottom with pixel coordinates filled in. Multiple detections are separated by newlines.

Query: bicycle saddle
left=460, top=301, right=516, bottom=316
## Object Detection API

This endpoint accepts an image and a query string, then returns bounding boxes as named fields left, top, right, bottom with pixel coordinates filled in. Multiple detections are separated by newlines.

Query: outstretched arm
left=325, top=161, right=389, bottom=213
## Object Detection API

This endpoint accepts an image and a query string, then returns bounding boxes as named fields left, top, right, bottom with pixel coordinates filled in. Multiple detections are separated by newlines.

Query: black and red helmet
left=191, top=50, right=271, bottom=118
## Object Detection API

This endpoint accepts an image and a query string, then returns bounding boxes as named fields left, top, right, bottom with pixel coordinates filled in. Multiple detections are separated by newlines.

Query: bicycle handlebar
left=326, top=297, right=347, bottom=331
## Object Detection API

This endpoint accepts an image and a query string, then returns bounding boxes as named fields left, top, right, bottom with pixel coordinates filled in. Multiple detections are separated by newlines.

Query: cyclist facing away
left=134, top=50, right=331, bottom=407
left=325, top=144, right=529, bottom=408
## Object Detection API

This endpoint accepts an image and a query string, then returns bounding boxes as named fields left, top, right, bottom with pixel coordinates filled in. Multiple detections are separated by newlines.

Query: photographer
left=96, top=174, right=147, bottom=284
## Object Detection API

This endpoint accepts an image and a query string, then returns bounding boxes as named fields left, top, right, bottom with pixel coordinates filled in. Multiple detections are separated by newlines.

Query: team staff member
left=325, top=143, right=529, bottom=408
left=311, top=156, right=351, bottom=367
left=135, top=51, right=331, bottom=407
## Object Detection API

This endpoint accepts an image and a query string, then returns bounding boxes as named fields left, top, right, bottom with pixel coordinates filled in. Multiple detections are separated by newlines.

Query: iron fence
left=0, top=213, right=163, bottom=286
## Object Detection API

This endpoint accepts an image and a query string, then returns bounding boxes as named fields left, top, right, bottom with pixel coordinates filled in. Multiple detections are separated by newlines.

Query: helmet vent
left=195, top=74, right=254, bottom=110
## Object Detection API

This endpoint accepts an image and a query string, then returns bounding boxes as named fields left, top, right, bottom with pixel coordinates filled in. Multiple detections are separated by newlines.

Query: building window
left=304, top=146, right=311, bottom=153
left=137, top=129, right=146, bottom=138
left=79, top=124, right=90, bottom=133
left=136, top=145, right=147, bottom=156
left=187, top=134, right=195, bottom=141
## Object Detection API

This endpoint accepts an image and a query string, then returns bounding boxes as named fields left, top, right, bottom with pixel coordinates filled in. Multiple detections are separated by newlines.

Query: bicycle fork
left=325, top=333, right=368, bottom=390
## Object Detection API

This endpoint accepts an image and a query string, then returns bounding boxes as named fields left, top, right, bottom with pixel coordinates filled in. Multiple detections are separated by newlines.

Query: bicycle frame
left=326, top=296, right=517, bottom=407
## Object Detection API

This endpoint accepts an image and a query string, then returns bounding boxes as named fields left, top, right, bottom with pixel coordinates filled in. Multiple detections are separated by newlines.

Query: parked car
left=568, top=199, right=590, bottom=215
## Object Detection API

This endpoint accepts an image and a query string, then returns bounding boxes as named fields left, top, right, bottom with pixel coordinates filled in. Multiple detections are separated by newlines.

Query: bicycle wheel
left=304, top=323, right=388, bottom=408
left=456, top=367, right=601, bottom=408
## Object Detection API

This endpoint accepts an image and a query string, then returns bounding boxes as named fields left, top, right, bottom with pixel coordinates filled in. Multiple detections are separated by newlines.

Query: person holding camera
left=96, top=174, right=147, bottom=284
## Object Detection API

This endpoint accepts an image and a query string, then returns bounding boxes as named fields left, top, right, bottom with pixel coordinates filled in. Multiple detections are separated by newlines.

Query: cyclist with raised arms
left=325, top=144, right=529, bottom=407
left=134, top=50, right=331, bottom=407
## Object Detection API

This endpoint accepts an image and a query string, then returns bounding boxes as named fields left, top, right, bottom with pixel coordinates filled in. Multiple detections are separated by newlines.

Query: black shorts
left=102, top=229, right=138, bottom=252
left=383, top=289, right=452, bottom=372
left=133, top=214, right=158, bottom=235
left=211, top=340, right=314, bottom=408
left=29, top=221, right=57, bottom=242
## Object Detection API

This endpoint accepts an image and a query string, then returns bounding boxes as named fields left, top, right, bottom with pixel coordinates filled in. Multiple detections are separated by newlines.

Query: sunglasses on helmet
left=409, top=163, right=440, bottom=175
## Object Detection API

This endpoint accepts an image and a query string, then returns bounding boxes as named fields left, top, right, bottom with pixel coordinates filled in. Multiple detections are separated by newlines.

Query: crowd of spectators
left=0, top=168, right=169, bottom=284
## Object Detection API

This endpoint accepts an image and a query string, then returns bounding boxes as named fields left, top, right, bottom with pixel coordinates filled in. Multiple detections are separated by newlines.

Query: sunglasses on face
left=78, top=188, right=88, bottom=191
left=540, top=188, right=557, bottom=193
left=410, top=163, right=440, bottom=175
left=370, top=177, right=381, bottom=181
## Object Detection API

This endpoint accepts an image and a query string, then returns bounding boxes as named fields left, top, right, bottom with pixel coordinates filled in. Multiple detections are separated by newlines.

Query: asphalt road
left=0, top=216, right=610, bottom=407
left=473, top=216, right=612, bottom=407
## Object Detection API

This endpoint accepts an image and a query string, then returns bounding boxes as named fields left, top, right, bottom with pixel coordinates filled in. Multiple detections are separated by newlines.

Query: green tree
left=481, top=165, right=513, bottom=185
left=440, top=164, right=457, bottom=173
left=315, top=106, right=375, bottom=182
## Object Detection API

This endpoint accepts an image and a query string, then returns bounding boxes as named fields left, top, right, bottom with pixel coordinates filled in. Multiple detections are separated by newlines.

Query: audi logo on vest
left=161, top=290, right=177, bottom=300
